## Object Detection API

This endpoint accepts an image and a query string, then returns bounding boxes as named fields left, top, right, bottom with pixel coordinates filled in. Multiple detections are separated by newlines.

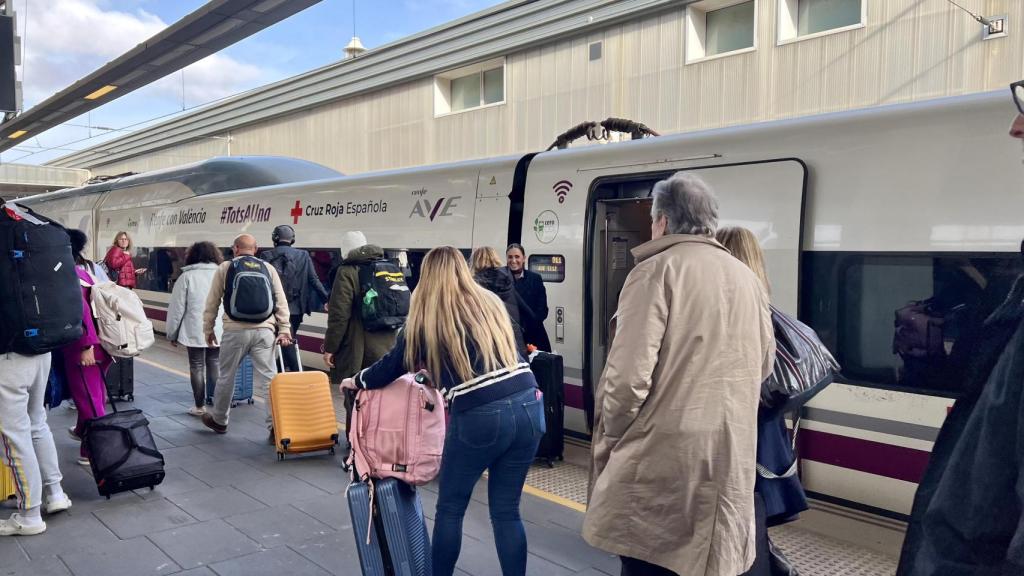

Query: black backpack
left=0, top=201, right=84, bottom=355
left=358, top=259, right=410, bottom=332
left=264, top=248, right=303, bottom=303
left=223, top=255, right=276, bottom=323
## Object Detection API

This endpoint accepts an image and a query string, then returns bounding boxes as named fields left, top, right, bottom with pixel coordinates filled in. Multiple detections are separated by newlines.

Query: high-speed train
left=22, top=90, right=1024, bottom=520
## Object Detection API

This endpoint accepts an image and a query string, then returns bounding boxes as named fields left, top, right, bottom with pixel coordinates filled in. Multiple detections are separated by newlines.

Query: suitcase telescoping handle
left=275, top=342, right=301, bottom=373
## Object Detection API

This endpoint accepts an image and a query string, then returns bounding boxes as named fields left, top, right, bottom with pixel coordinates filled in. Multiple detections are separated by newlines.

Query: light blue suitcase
left=205, top=355, right=255, bottom=407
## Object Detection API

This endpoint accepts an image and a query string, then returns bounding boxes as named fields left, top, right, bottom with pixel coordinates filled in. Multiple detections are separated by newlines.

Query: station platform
left=0, top=341, right=903, bottom=575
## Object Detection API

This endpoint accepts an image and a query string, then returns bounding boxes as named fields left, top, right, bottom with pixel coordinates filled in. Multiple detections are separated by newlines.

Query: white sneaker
left=77, top=457, right=90, bottom=467
left=68, top=427, right=82, bottom=442
left=0, top=514, right=46, bottom=536
left=44, top=495, right=72, bottom=515
left=187, top=406, right=205, bottom=417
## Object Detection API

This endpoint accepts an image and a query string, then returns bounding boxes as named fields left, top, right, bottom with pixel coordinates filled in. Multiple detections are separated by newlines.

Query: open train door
left=521, top=154, right=806, bottom=437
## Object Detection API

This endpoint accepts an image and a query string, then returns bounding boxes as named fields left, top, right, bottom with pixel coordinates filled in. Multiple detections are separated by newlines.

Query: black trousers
left=621, top=557, right=678, bottom=576
left=279, top=314, right=304, bottom=372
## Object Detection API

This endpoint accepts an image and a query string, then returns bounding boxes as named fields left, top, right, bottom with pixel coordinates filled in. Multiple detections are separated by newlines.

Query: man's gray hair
left=650, top=172, right=719, bottom=236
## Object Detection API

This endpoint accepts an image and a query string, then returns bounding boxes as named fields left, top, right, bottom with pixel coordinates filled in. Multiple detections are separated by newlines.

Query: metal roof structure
left=0, top=0, right=323, bottom=153
left=48, top=0, right=689, bottom=169
left=0, top=163, right=89, bottom=198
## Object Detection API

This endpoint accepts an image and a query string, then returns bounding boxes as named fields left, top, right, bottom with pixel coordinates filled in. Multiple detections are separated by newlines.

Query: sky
left=1, top=0, right=502, bottom=165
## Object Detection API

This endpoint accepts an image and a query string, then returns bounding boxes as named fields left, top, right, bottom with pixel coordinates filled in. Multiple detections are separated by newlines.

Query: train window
left=801, top=252, right=1024, bottom=395
left=127, top=247, right=186, bottom=293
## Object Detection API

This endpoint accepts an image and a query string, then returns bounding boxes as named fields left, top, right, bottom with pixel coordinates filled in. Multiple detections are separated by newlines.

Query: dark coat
left=260, top=245, right=329, bottom=317
left=323, top=245, right=398, bottom=383
left=897, top=275, right=1024, bottom=576
left=513, top=269, right=551, bottom=351
left=755, top=406, right=808, bottom=526
left=474, top=266, right=527, bottom=355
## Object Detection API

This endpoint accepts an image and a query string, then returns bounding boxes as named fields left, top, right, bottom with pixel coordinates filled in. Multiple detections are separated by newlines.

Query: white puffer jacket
left=166, top=263, right=223, bottom=348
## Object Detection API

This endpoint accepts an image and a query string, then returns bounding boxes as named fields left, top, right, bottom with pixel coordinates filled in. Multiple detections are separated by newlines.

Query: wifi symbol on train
left=553, top=180, right=572, bottom=204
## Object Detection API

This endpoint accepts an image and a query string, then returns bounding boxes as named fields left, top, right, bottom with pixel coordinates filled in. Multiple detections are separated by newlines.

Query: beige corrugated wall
left=89, top=0, right=1024, bottom=176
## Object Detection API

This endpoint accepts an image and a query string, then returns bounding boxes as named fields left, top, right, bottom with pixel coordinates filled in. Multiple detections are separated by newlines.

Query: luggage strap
left=756, top=414, right=801, bottom=480
left=88, top=419, right=163, bottom=478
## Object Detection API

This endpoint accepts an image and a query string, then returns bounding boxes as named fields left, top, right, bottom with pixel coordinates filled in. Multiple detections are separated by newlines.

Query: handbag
left=760, top=306, right=840, bottom=410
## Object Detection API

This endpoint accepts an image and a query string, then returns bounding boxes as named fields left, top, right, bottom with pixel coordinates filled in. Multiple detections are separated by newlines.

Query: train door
left=584, top=159, right=806, bottom=429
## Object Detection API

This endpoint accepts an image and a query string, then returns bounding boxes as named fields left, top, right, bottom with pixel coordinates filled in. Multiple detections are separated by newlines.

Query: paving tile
left=291, top=492, right=349, bottom=529
left=59, top=536, right=179, bottom=576
left=209, top=546, right=331, bottom=576
left=171, top=568, right=217, bottom=576
left=285, top=463, right=349, bottom=494
left=167, top=486, right=267, bottom=522
left=225, top=504, right=334, bottom=548
left=289, top=531, right=362, bottom=576
left=18, top=511, right=120, bottom=560
left=134, top=468, right=209, bottom=500
left=158, top=446, right=217, bottom=469
left=146, top=417, right=188, bottom=434
left=93, top=498, right=196, bottom=539
left=192, top=439, right=268, bottom=461
left=0, top=556, right=72, bottom=576
left=0, top=535, right=27, bottom=565
left=154, top=428, right=214, bottom=447
left=182, top=459, right=270, bottom=488
left=523, top=519, right=617, bottom=574
left=234, top=474, right=328, bottom=507
left=147, top=519, right=260, bottom=569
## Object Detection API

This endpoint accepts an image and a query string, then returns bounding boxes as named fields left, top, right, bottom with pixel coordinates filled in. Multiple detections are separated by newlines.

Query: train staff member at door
left=505, top=243, right=551, bottom=351
left=896, top=82, right=1024, bottom=576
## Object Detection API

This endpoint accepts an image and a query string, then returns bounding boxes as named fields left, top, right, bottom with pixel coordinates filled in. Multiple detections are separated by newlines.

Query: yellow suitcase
left=270, top=359, right=339, bottom=460
left=1, top=460, right=16, bottom=502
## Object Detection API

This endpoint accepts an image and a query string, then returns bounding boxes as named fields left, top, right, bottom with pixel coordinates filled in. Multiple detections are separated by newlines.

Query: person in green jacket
left=322, top=232, right=400, bottom=430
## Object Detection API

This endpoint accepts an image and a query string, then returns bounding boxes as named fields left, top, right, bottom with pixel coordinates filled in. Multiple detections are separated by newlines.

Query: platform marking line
left=139, top=355, right=589, bottom=513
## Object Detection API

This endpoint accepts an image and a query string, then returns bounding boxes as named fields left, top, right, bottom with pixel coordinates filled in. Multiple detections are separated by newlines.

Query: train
left=21, top=89, right=1024, bottom=520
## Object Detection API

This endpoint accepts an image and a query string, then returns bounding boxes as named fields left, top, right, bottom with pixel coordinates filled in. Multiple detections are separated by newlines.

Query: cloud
left=16, top=0, right=272, bottom=107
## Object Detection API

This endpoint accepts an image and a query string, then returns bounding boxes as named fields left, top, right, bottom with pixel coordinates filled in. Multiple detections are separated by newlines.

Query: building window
left=778, top=0, right=863, bottom=43
left=686, top=0, right=756, bottom=64
left=800, top=252, right=1024, bottom=395
left=434, top=58, right=505, bottom=116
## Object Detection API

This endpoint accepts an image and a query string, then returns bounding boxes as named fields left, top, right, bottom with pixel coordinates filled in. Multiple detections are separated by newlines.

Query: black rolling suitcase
left=81, top=372, right=165, bottom=498
left=346, top=478, right=432, bottom=576
left=530, top=351, right=564, bottom=466
left=105, top=357, right=135, bottom=401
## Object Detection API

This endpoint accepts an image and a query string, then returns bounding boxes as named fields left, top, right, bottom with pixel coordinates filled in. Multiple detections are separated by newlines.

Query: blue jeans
left=432, top=388, right=545, bottom=576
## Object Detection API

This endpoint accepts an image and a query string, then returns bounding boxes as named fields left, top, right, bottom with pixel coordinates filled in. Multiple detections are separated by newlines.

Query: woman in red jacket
left=103, top=231, right=146, bottom=289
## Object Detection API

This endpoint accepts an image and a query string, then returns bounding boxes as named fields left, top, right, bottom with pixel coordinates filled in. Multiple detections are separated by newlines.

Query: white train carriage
left=22, top=89, right=1024, bottom=520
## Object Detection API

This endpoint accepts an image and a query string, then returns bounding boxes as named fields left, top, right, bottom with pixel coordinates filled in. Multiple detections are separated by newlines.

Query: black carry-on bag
left=80, top=371, right=165, bottom=498
left=105, top=357, right=135, bottom=402
left=530, top=351, right=565, bottom=466
left=347, top=477, right=432, bottom=576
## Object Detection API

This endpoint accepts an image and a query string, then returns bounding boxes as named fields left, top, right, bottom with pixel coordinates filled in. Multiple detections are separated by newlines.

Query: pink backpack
left=347, top=373, right=447, bottom=486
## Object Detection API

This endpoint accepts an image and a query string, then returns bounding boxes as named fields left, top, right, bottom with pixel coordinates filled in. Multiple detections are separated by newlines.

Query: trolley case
left=530, top=351, right=565, bottom=465
left=105, top=357, right=135, bottom=402
left=1, top=460, right=15, bottom=502
left=269, top=347, right=339, bottom=459
left=81, top=373, right=165, bottom=498
left=205, top=355, right=255, bottom=407
left=346, top=477, right=432, bottom=576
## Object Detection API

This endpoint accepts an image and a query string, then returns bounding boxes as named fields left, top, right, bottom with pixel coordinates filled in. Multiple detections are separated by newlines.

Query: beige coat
left=583, top=235, right=774, bottom=576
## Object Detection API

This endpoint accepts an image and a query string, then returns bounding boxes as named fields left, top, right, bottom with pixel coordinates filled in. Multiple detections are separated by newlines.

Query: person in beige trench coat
left=583, top=172, right=775, bottom=576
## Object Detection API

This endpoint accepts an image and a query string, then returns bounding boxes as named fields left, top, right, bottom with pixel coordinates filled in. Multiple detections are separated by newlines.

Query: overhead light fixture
left=84, top=85, right=118, bottom=100
left=7, top=130, right=27, bottom=139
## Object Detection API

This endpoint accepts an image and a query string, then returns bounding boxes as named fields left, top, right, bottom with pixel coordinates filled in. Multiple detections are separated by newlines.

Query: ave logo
left=409, top=196, right=461, bottom=221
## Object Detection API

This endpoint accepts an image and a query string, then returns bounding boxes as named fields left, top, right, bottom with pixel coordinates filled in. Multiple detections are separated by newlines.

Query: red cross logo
left=290, top=200, right=302, bottom=225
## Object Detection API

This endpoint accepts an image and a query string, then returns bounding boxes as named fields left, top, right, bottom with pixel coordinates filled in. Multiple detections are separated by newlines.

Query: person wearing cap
left=323, top=232, right=400, bottom=433
left=260, top=225, right=329, bottom=372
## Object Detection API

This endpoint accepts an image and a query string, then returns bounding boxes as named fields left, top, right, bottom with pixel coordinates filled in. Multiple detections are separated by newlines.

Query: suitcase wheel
left=277, top=452, right=285, bottom=461
left=247, top=398, right=254, bottom=405
left=329, top=446, right=335, bottom=455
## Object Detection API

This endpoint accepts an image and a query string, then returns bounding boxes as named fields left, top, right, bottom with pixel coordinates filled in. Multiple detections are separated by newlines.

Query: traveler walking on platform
left=471, top=247, right=528, bottom=356
left=260, top=225, right=329, bottom=372
left=65, top=230, right=111, bottom=468
left=323, top=232, right=401, bottom=433
left=342, top=246, right=543, bottom=576
left=0, top=210, right=77, bottom=536
left=103, top=231, right=146, bottom=289
left=166, top=241, right=224, bottom=417
left=201, top=234, right=292, bottom=441
left=717, top=226, right=806, bottom=576
left=896, top=82, right=1024, bottom=576
left=583, top=173, right=775, bottom=576
left=506, top=243, right=551, bottom=351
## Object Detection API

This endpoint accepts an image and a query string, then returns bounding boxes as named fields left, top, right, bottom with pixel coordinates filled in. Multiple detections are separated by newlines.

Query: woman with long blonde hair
left=343, top=246, right=543, bottom=576
left=716, top=226, right=770, bottom=294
